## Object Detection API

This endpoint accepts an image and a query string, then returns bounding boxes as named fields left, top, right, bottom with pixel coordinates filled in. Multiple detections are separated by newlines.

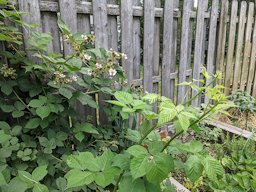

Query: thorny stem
left=13, top=90, right=32, bottom=113
left=182, top=75, right=219, bottom=106
left=161, top=101, right=220, bottom=152
left=113, top=171, right=124, bottom=192
left=139, top=124, right=158, bottom=145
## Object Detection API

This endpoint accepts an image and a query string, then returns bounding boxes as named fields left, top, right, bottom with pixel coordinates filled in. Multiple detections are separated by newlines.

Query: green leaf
left=0, top=172, right=7, bottom=186
left=33, top=184, right=49, bottom=192
left=130, top=154, right=148, bottom=180
left=56, top=177, right=67, bottom=191
left=174, top=141, right=203, bottom=154
left=203, top=156, right=224, bottom=181
left=0, top=121, right=11, bottom=131
left=142, top=94, right=160, bottom=104
left=114, top=91, right=133, bottom=105
left=74, top=123, right=99, bottom=134
left=106, top=100, right=126, bottom=107
left=57, top=17, right=71, bottom=34
left=127, top=145, right=148, bottom=157
left=184, top=155, right=204, bottom=182
left=12, top=110, right=24, bottom=118
left=32, top=165, right=47, bottom=181
left=59, top=87, right=72, bottom=99
left=112, top=153, right=130, bottom=170
left=0, top=130, right=12, bottom=144
left=75, top=132, right=84, bottom=142
left=76, top=92, right=98, bottom=108
left=28, top=99, right=45, bottom=108
left=36, top=106, right=51, bottom=119
left=119, top=176, right=146, bottom=192
left=25, top=118, right=41, bottom=129
left=177, top=113, right=190, bottom=132
left=146, top=153, right=174, bottom=184
left=126, top=129, right=141, bottom=143
left=65, top=170, right=95, bottom=189
left=158, top=108, right=177, bottom=126
left=94, top=167, right=120, bottom=187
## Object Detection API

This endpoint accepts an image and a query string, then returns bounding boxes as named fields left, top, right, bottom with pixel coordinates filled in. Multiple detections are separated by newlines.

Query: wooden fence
left=5, top=0, right=256, bottom=122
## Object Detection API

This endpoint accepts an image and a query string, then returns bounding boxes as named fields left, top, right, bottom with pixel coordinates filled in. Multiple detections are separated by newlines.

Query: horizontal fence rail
left=8, top=0, right=256, bottom=123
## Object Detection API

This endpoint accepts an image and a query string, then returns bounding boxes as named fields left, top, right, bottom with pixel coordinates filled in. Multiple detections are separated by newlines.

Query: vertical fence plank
left=248, top=14, right=256, bottom=95
left=18, top=0, right=42, bottom=59
left=162, top=0, right=174, bottom=99
left=240, top=2, right=254, bottom=91
left=77, top=0, right=91, bottom=34
left=216, top=0, right=229, bottom=84
left=171, top=0, right=179, bottom=102
left=93, top=0, right=109, bottom=124
left=41, top=11, right=61, bottom=53
left=153, top=0, right=161, bottom=97
left=177, top=0, right=193, bottom=104
left=224, top=0, right=238, bottom=95
left=59, top=0, right=77, bottom=56
left=192, top=0, right=208, bottom=106
left=121, top=0, right=133, bottom=83
left=232, top=2, right=247, bottom=91
left=143, top=0, right=155, bottom=93
left=205, top=0, right=219, bottom=103
left=133, top=0, right=141, bottom=81
left=108, top=0, right=118, bottom=51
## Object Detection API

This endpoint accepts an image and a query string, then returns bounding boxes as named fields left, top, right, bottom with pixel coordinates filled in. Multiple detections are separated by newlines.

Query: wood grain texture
left=162, top=0, right=174, bottom=99
left=232, top=2, right=247, bottom=91
left=224, top=0, right=238, bottom=95
left=240, top=2, right=254, bottom=91
left=205, top=0, right=219, bottom=104
left=18, top=0, right=42, bottom=59
left=153, top=0, right=161, bottom=96
left=249, top=16, right=256, bottom=96
left=192, top=0, right=208, bottom=106
left=92, top=0, right=109, bottom=124
left=59, top=0, right=77, bottom=56
left=216, top=0, right=229, bottom=85
left=133, top=0, right=141, bottom=80
left=121, top=0, right=133, bottom=83
left=41, top=11, right=61, bottom=53
left=177, top=0, right=193, bottom=104
left=143, top=0, right=155, bottom=93
left=107, top=0, right=118, bottom=51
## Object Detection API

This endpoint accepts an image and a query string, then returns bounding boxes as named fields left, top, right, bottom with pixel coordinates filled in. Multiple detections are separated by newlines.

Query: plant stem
left=161, top=101, right=220, bottom=152
left=113, top=171, right=124, bottom=192
left=13, top=90, right=32, bottom=113
left=139, top=124, right=158, bottom=145
left=182, top=76, right=218, bottom=106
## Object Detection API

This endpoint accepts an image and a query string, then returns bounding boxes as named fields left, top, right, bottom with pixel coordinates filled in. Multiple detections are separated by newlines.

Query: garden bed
left=169, top=121, right=256, bottom=191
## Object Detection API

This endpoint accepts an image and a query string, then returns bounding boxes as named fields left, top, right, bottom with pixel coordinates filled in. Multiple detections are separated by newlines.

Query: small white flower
left=109, top=68, right=117, bottom=76
left=122, top=53, right=128, bottom=60
left=95, top=63, right=103, bottom=69
left=81, top=34, right=88, bottom=41
left=124, top=79, right=128, bottom=84
left=87, top=70, right=92, bottom=76
left=71, top=75, right=78, bottom=82
left=59, top=73, right=66, bottom=78
left=110, top=48, right=113, bottom=51
left=83, top=54, right=91, bottom=61
left=63, top=35, right=70, bottom=42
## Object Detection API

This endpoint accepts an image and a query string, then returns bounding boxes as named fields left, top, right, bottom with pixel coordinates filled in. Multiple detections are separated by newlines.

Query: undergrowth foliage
left=1, top=1, right=233, bottom=192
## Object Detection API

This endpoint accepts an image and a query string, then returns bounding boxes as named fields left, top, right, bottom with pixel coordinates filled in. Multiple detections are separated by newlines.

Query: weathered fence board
left=121, top=0, right=133, bottom=83
left=250, top=16, right=256, bottom=96
left=232, top=1, right=247, bottom=91
left=59, top=0, right=77, bottom=55
left=162, top=0, right=175, bottom=99
left=216, top=0, right=229, bottom=85
left=143, top=0, right=155, bottom=93
left=224, top=0, right=238, bottom=95
left=192, top=0, right=208, bottom=106
left=177, top=0, right=193, bottom=104
left=240, top=2, right=254, bottom=91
